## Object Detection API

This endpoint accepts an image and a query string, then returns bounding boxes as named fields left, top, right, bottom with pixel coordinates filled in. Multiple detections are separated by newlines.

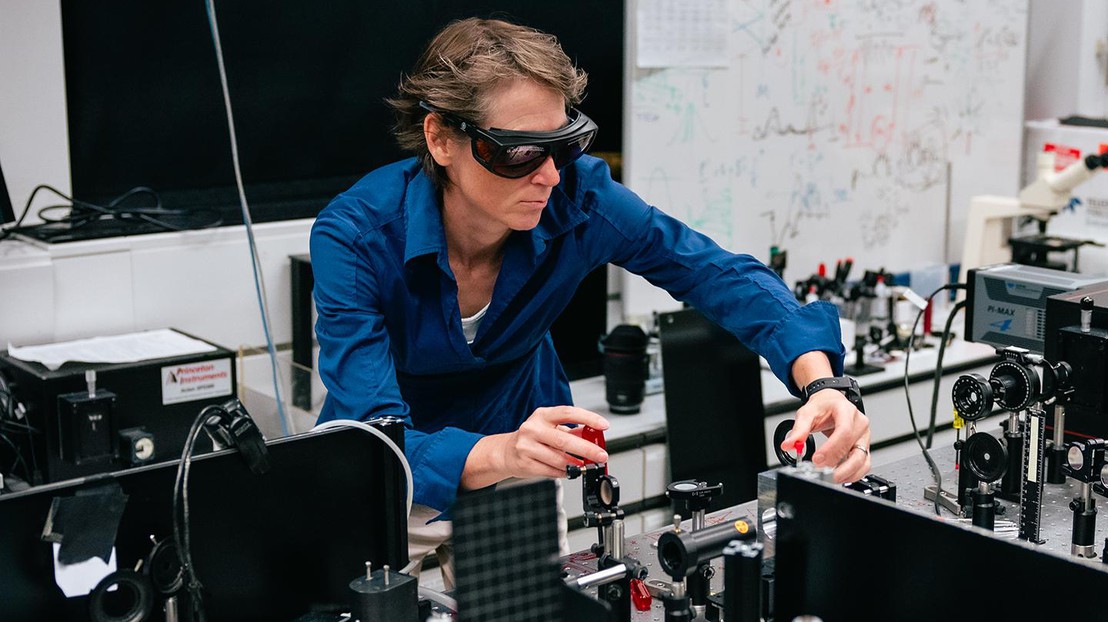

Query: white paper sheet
left=637, top=0, right=729, bottom=68
left=8, top=329, right=217, bottom=371
left=53, top=543, right=117, bottom=598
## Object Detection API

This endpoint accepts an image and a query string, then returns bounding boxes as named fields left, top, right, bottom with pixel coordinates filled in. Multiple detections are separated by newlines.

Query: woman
left=310, top=17, right=870, bottom=584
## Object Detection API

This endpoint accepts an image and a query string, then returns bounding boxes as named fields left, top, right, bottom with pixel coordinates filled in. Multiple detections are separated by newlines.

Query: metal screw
left=777, top=501, right=796, bottom=519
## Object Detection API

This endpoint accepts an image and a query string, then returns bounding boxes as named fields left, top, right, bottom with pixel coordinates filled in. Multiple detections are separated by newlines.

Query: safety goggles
left=420, top=101, right=598, bottom=179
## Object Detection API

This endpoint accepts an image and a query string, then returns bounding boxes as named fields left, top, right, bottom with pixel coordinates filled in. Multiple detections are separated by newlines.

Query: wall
left=0, top=0, right=69, bottom=220
left=0, top=220, right=312, bottom=350
left=1025, top=0, right=1108, bottom=121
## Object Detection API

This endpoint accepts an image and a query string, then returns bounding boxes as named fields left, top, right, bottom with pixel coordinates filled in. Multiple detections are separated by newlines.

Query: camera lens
left=600, top=325, right=649, bottom=414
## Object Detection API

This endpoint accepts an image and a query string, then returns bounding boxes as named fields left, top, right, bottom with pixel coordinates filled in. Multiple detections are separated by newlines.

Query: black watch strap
left=802, top=376, right=865, bottom=413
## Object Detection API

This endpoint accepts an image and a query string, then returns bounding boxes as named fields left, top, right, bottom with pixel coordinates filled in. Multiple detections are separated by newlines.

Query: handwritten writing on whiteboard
left=626, top=0, right=1028, bottom=305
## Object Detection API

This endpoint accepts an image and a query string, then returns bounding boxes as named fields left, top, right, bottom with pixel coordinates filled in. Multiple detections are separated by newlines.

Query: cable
left=203, top=0, right=290, bottom=437
left=173, top=400, right=271, bottom=622
left=173, top=405, right=223, bottom=622
left=926, top=302, right=966, bottom=449
left=900, top=283, right=966, bottom=516
left=0, top=184, right=222, bottom=243
left=0, top=373, right=37, bottom=482
left=418, top=585, right=458, bottom=612
left=0, top=429, right=29, bottom=481
left=312, top=419, right=419, bottom=573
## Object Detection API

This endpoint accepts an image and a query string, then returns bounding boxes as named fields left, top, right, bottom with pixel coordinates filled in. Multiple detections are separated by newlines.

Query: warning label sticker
left=161, top=359, right=232, bottom=405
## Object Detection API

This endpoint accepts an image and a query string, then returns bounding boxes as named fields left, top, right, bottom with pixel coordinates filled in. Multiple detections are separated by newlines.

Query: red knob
left=581, top=425, right=608, bottom=474
left=630, top=578, right=652, bottom=611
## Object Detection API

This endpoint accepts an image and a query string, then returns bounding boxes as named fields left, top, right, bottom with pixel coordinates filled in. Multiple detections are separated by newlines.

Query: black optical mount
left=1061, top=439, right=1107, bottom=558
left=962, top=432, right=1007, bottom=530
left=567, top=462, right=637, bottom=622
left=666, top=480, right=723, bottom=613
left=952, top=348, right=1072, bottom=501
left=656, top=517, right=758, bottom=622
left=568, top=463, right=624, bottom=556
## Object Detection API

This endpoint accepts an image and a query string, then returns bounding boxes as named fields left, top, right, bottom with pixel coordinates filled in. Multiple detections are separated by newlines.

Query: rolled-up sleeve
left=311, top=209, right=482, bottom=512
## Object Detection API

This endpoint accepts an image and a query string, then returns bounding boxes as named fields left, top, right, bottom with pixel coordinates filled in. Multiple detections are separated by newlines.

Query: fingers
left=535, top=406, right=610, bottom=432
left=526, top=445, right=584, bottom=477
left=521, top=455, right=571, bottom=480
left=517, top=407, right=609, bottom=467
left=528, top=407, right=609, bottom=464
left=796, top=392, right=868, bottom=468
left=815, top=408, right=869, bottom=469
left=832, top=430, right=872, bottom=483
left=780, top=415, right=815, bottom=454
left=788, top=391, right=871, bottom=480
left=542, top=427, right=608, bottom=463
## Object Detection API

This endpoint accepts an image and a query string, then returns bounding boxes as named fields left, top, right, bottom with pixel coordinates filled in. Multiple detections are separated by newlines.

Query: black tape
left=41, top=482, right=128, bottom=565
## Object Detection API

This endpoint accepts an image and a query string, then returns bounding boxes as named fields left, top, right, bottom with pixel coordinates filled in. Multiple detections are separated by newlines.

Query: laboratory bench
left=563, top=339, right=999, bottom=551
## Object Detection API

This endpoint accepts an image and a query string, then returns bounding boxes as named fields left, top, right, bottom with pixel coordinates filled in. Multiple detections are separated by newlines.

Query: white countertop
left=570, top=338, right=999, bottom=445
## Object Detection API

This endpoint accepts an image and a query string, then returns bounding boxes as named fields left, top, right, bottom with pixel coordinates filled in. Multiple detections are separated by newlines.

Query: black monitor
left=658, top=308, right=766, bottom=510
left=0, top=426, right=407, bottom=621
left=57, top=0, right=624, bottom=234
left=774, top=471, right=1108, bottom=620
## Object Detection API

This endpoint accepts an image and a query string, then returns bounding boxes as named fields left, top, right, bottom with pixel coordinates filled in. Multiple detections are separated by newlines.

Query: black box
left=1046, top=284, right=1108, bottom=438
left=0, top=329, right=236, bottom=484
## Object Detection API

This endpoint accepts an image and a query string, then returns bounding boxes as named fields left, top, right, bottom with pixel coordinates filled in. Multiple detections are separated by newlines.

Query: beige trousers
left=405, top=479, right=571, bottom=589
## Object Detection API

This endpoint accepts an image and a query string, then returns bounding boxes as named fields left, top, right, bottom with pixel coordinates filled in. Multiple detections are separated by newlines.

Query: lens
left=473, top=137, right=548, bottom=178
left=490, top=145, right=549, bottom=177
left=473, top=136, right=498, bottom=162
left=553, top=131, right=596, bottom=169
left=599, top=477, right=615, bottom=507
left=1069, top=445, right=1085, bottom=471
left=601, top=325, right=649, bottom=414
left=499, top=144, right=546, bottom=166
left=552, top=133, right=595, bottom=169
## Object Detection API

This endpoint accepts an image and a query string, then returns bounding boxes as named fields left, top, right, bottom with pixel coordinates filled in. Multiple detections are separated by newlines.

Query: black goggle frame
left=420, top=101, right=598, bottom=178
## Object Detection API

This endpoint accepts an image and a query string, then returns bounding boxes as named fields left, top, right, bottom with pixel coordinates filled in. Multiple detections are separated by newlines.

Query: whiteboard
left=622, top=0, right=1030, bottom=317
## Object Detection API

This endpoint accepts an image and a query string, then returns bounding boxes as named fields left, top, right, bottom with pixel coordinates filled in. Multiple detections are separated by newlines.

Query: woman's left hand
left=780, top=389, right=871, bottom=483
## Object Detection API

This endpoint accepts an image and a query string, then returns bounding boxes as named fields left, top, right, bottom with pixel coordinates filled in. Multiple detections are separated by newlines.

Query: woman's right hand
left=462, top=406, right=610, bottom=489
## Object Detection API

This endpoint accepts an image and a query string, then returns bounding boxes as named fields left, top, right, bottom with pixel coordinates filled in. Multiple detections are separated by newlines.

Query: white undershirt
left=460, top=302, right=491, bottom=344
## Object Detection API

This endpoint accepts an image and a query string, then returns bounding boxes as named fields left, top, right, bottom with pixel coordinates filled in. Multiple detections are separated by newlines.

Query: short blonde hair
left=386, top=18, right=588, bottom=188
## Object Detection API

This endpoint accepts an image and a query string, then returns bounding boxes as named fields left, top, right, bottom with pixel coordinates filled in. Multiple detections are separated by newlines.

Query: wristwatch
left=802, top=376, right=866, bottom=414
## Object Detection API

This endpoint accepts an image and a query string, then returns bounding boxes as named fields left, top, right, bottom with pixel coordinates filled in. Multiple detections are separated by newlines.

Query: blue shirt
left=311, top=156, right=844, bottom=514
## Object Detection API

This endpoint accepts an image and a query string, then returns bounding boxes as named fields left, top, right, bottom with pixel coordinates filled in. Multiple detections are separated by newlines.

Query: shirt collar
left=402, top=169, right=447, bottom=266
left=402, top=167, right=590, bottom=265
left=533, top=184, right=589, bottom=242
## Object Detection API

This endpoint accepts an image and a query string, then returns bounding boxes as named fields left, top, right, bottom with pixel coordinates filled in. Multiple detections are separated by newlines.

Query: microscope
left=961, top=152, right=1108, bottom=283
